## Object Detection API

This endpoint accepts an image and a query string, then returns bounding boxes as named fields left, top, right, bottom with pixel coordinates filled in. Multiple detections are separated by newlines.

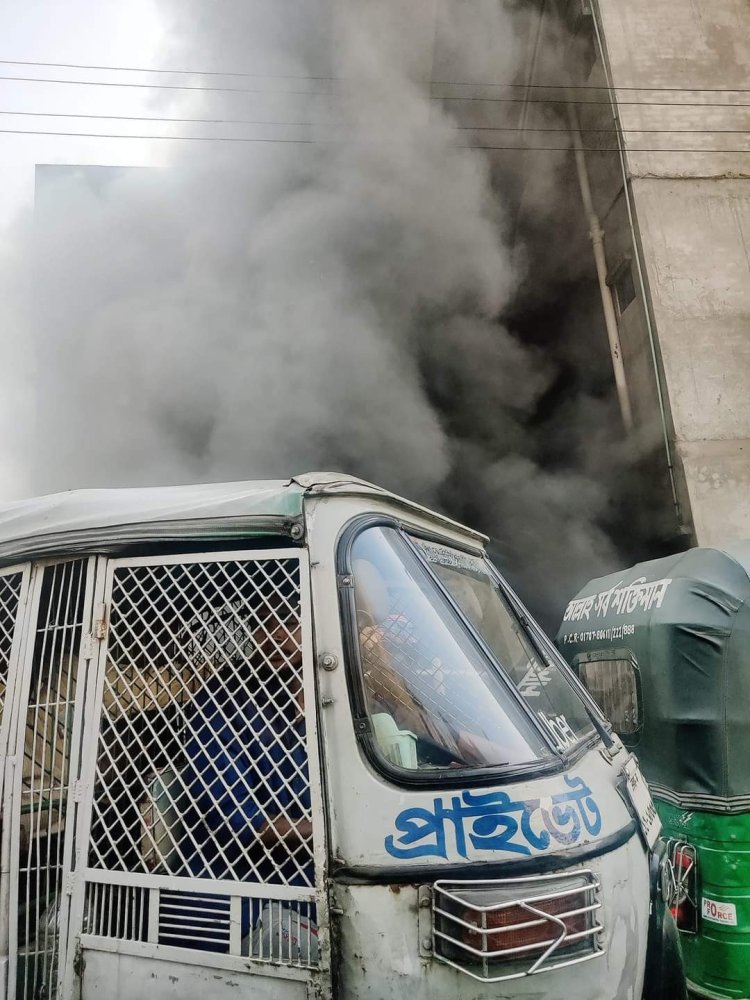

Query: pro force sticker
left=702, top=897, right=738, bottom=926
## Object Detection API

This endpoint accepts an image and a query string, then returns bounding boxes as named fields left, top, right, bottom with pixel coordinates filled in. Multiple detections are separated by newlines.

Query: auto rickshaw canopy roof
left=0, top=472, right=486, bottom=566
left=556, top=543, right=750, bottom=811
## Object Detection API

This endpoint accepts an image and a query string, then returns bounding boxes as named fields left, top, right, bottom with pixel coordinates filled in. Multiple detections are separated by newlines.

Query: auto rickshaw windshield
left=350, top=525, right=552, bottom=773
left=412, top=537, right=597, bottom=753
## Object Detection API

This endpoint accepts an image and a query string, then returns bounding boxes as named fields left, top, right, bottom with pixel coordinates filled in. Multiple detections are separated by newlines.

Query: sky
left=0, top=0, right=165, bottom=229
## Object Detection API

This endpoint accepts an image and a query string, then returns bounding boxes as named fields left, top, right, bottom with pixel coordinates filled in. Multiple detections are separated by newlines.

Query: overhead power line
left=0, top=58, right=337, bottom=81
left=1, top=125, right=749, bottom=153
left=1, top=108, right=749, bottom=136
left=0, top=109, right=334, bottom=127
left=436, top=81, right=750, bottom=94
left=2, top=74, right=750, bottom=108
left=0, top=57, right=748, bottom=94
left=437, top=94, right=750, bottom=109
left=0, top=127, right=317, bottom=144
left=0, top=74, right=332, bottom=96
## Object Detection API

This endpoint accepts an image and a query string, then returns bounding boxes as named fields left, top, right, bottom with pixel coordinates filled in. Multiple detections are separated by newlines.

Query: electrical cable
left=0, top=58, right=749, bottom=95
left=0, top=75, right=333, bottom=96
left=0, top=108, right=748, bottom=136
left=435, top=94, right=750, bottom=108
left=0, top=125, right=748, bottom=153
left=2, top=74, right=750, bottom=108
left=0, top=58, right=338, bottom=81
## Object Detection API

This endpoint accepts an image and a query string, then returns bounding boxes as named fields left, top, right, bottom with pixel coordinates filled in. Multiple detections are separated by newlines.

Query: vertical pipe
left=568, top=103, right=633, bottom=433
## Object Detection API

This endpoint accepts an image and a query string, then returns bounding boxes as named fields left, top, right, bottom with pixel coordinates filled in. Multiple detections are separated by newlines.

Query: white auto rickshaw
left=0, top=473, right=683, bottom=999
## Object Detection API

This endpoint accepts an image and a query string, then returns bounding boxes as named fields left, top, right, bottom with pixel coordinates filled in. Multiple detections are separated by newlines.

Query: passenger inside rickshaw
left=90, top=573, right=316, bottom=962
left=350, top=527, right=546, bottom=772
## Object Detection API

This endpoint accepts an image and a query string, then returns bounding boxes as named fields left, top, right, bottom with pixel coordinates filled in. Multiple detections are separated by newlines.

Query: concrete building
left=532, top=0, right=750, bottom=547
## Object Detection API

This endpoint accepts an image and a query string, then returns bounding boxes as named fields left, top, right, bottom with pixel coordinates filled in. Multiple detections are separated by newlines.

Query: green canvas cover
left=556, top=543, right=750, bottom=811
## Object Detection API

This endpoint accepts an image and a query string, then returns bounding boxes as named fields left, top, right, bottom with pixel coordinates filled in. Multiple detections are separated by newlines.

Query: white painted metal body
left=0, top=476, right=652, bottom=1000
left=305, top=491, right=651, bottom=1000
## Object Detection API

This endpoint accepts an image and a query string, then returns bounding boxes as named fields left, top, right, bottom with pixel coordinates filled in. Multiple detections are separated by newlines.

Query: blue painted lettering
left=384, top=774, right=602, bottom=860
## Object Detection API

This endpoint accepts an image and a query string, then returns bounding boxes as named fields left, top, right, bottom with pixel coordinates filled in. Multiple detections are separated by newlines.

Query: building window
left=610, top=257, right=636, bottom=315
left=576, top=653, right=641, bottom=739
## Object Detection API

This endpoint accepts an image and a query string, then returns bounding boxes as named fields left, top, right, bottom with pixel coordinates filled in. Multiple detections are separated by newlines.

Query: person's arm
left=257, top=816, right=312, bottom=847
left=454, top=729, right=509, bottom=767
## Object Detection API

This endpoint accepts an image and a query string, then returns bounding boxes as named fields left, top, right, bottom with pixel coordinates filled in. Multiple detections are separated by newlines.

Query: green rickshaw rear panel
left=556, top=543, right=750, bottom=999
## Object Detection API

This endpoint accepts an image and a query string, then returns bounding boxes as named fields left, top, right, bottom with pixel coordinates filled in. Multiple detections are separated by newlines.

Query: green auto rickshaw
left=556, top=543, right=750, bottom=1000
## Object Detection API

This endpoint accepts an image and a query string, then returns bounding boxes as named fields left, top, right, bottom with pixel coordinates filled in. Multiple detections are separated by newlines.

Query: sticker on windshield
left=517, top=664, right=552, bottom=696
left=539, top=711, right=578, bottom=751
left=702, top=898, right=737, bottom=926
left=414, top=539, right=484, bottom=574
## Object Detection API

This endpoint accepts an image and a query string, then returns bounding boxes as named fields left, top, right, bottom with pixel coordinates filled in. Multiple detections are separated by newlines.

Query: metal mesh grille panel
left=89, top=557, right=314, bottom=888
left=0, top=570, right=23, bottom=719
left=18, top=560, right=88, bottom=1000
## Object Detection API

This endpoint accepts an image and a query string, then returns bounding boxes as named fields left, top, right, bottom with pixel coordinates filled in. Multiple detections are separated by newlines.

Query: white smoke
left=1, top=0, right=629, bottom=619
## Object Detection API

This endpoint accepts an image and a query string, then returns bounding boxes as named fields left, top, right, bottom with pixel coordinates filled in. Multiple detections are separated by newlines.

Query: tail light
left=666, top=841, right=697, bottom=934
left=433, top=871, right=604, bottom=983
left=462, top=890, right=588, bottom=956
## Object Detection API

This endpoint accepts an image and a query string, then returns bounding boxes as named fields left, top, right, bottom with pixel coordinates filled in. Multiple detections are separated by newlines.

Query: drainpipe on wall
left=568, top=103, right=633, bottom=434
